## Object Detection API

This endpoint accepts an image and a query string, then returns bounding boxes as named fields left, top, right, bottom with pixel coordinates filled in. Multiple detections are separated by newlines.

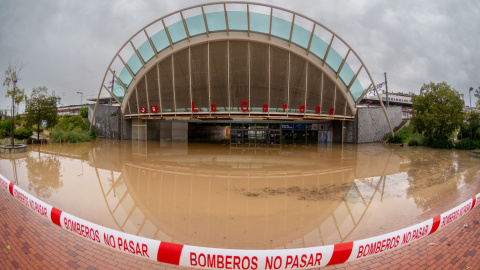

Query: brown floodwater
left=1, top=139, right=479, bottom=249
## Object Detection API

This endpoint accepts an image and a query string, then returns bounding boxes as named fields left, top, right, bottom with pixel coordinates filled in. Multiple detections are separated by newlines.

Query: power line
left=387, top=75, right=424, bottom=86
left=47, top=74, right=103, bottom=89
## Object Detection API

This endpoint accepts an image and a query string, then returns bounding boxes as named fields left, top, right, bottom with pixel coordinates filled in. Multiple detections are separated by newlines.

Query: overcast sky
left=1, top=0, right=479, bottom=112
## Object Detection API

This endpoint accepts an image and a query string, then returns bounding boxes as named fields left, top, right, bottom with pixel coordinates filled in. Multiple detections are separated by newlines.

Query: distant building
left=463, top=106, right=479, bottom=114
left=57, top=105, right=86, bottom=116
left=362, top=92, right=413, bottom=119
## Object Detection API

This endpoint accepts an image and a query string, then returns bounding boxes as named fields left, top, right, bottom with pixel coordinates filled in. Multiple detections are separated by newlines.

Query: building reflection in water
left=90, top=140, right=402, bottom=249
left=3, top=139, right=477, bottom=250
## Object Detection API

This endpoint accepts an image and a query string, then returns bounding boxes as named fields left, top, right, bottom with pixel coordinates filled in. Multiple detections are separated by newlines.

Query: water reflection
left=25, top=151, right=62, bottom=198
left=0, top=140, right=479, bottom=249
left=89, top=141, right=401, bottom=249
left=400, top=148, right=480, bottom=211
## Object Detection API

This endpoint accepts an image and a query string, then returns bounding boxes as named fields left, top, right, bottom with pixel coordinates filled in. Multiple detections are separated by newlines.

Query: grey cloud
left=1, top=0, right=479, bottom=110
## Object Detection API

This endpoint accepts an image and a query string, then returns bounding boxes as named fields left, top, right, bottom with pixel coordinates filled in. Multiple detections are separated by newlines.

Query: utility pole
left=470, top=87, right=473, bottom=139
left=110, top=71, right=115, bottom=107
left=384, top=72, right=389, bottom=107
left=77, top=92, right=83, bottom=106
left=469, top=87, right=473, bottom=108
left=110, top=71, right=115, bottom=93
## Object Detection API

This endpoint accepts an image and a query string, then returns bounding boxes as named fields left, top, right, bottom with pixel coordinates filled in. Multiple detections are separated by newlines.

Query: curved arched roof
left=94, top=2, right=383, bottom=121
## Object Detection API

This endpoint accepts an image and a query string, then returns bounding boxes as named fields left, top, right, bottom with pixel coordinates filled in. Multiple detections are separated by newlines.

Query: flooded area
left=1, top=139, right=479, bottom=249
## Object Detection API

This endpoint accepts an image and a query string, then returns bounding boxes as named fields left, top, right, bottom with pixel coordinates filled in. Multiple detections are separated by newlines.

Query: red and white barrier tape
left=1, top=173, right=478, bottom=269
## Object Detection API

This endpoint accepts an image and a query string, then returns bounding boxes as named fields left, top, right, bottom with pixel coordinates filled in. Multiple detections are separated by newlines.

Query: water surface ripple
left=1, top=139, right=479, bottom=249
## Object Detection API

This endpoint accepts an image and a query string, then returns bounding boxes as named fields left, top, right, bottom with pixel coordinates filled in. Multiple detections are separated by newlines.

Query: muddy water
left=0, top=140, right=479, bottom=249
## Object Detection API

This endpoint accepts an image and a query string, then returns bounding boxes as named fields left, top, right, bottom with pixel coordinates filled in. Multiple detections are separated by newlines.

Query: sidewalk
left=1, top=187, right=479, bottom=270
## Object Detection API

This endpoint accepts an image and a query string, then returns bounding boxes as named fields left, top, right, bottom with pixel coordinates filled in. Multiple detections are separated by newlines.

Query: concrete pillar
left=160, top=121, right=173, bottom=141
left=131, top=119, right=147, bottom=141
left=122, top=119, right=132, bottom=140
left=147, top=120, right=161, bottom=140
left=172, top=122, right=188, bottom=141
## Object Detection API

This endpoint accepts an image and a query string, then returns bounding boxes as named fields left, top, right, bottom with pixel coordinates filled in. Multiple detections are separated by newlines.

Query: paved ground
left=1, top=186, right=480, bottom=270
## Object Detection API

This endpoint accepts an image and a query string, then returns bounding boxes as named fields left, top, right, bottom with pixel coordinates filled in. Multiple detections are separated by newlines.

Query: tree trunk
left=11, top=95, right=15, bottom=147
left=37, top=108, right=41, bottom=142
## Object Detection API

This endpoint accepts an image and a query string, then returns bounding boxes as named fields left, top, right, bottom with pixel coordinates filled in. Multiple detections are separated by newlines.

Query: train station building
left=90, top=2, right=402, bottom=144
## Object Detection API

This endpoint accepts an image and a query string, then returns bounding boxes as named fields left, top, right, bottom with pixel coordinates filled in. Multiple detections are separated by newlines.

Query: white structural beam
left=95, top=2, right=393, bottom=132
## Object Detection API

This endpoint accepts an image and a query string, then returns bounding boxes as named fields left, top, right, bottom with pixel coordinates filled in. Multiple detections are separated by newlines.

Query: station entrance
left=230, top=122, right=332, bottom=145
left=230, top=123, right=282, bottom=145
left=187, top=121, right=334, bottom=145
left=131, top=119, right=337, bottom=144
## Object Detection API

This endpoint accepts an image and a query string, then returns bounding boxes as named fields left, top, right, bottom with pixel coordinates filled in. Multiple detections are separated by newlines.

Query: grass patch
left=386, top=124, right=414, bottom=143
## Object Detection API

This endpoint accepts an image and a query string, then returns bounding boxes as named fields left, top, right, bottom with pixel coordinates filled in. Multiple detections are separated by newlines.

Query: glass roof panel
left=350, top=78, right=363, bottom=101
left=185, top=14, right=207, bottom=36
left=206, top=12, right=227, bottom=32
left=113, top=81, right=126, bottom=102
left=113, top=6, right=369, bottom=104
left=167, top=21, right=187, bottom=43
left=110, top=57, right=125, bottom=83
left=150, top=29, right=170, bottom=53
left=291, top=24, right=311, bottom=49
left=130, top=31, right=153, bottom=64
left=126, top=53, right=142, bottom=74
left=249, top=12, right=270, bottom=34
left=138, top=40, right=155, bottom=63
left=227, top=11, right=248, bottom=31
left=325, top=48, right=343, bottom=72
left=331, top=37, right=350, bottom=62
left=118, top=68, right=133, bottom=88
left=354, top=69, right=371, bottom=101
left=271, top=16, right=291, bottom=40
left=339, top=63, right=355, bottom=86
left=309, top=35, right=328, bottom=60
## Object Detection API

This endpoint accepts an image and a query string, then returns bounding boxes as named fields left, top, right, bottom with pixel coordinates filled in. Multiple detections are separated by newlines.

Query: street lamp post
left=470, top=87, right=473, bottom=108
left=77, top=92, right=83, bottom=106
left=470, top=87, right=473, bottom=139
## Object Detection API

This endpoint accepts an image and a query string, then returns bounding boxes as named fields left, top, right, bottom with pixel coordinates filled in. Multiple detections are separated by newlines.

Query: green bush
left=458, top=112, right=480, bottom=140
left=89, top=128, right=97, bottom=139
left=386, top=123, right=415, bottom=144
left=0, top=118, right=12, bottom=131
left=0, top=129, right=8, bottom=138
left=455, top=138, right=480, bottom=150
left=50, top=115, right=94, bottom=143
left=50, top=128, right=90, bottom=143
left=431, top=135, right=454, bottom=149
left=407, top=139, right=419, bottom=146
left=14, top=126, right=33, bottom=140
left=386, top=135, right=403, bottom=143
left=0, top=119, right=13, bottom=138
left=56, top=115, right=89, bottom=132
left=79, top=107, right=88, bottom=118
left=407, top=134, right=426, bottom=146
